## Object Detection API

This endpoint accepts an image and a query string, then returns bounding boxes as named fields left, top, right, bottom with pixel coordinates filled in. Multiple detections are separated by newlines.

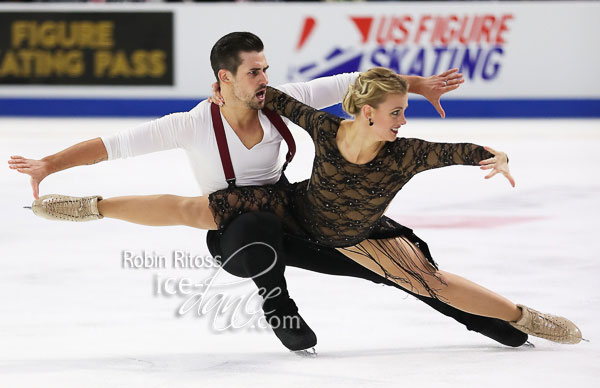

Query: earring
left=368, top=118, right=374, bottom=126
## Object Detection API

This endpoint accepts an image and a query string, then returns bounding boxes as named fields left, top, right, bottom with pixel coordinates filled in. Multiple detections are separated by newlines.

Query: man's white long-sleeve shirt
left=101, top=73, right=357, bottom=195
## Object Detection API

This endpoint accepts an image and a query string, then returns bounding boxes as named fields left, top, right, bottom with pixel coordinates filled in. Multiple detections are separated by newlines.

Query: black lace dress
left=209, top=87, right=494, bottom=297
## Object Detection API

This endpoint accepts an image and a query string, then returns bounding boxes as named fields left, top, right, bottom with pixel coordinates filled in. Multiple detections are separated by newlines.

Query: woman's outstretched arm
left=396, top=138, right=515, bottom=187
left=97, top=194, right=218, bottom=230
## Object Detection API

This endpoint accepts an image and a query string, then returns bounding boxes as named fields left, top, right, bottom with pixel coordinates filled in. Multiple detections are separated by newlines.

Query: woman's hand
left=479, top=147, right=516, bottom=187
left=7, top=155, right=50, bottom=199
left=206, top=82, right=225, bottom=106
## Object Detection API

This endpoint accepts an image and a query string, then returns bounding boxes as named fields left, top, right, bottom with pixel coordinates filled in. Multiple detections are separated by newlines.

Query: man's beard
left=233, top=84, right=265, bottom=110
left=247, top=99, right=264, bottom=110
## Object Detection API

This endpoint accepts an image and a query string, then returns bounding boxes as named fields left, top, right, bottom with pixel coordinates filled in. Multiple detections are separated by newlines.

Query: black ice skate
left=264, top=298, right=317, bottom=353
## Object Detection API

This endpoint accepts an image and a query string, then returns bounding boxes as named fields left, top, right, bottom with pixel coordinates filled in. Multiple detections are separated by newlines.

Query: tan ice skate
left=30, top=194, right=103, bottom=221
left=509, top=304, right=582, bottom=344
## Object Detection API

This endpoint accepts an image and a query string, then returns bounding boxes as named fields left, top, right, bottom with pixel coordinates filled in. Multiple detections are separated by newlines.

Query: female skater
left=29, top=67, right=582, bottom=345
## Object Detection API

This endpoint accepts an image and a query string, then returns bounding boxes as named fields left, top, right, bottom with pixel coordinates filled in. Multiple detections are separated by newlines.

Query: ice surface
left=1, top=118, right=599, bottom=387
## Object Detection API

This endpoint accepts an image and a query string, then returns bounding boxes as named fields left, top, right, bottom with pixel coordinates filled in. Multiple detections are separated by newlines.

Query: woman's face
left=370, top=93, right=408, bottom=142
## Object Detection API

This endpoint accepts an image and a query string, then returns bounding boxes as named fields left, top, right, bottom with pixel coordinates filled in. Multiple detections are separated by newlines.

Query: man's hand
left=7, top=138, right=108, bottom=199
left=207, top=82, right=225, bottom=106
left=8, top=156, right=50, bottom=199
left=409, top=68, right=464, bottom=118
left=479, top=147, right=515, bottom=187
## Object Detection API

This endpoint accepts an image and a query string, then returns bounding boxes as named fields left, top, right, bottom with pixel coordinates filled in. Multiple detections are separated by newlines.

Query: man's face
left=231, top=51, right=269, bottom=110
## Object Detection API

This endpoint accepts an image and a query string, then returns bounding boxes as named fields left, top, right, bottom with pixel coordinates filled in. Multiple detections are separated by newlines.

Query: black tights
left=206, top=212, right=527, bottom=347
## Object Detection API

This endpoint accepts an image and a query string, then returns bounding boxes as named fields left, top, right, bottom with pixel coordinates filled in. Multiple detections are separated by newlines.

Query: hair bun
left=341, top=67, right=408, bottom=117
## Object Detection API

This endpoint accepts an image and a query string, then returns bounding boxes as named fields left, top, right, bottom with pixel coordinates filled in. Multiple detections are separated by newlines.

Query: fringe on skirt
left=340, top=216, right=447, bottom=300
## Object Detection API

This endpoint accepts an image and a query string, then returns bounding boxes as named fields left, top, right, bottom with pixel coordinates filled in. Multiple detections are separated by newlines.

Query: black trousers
left=206, top=212, right=527, bottom=347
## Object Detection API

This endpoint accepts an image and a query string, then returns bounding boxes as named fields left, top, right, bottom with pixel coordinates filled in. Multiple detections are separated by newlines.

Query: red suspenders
left=210, top=103, right=236, bottom=188
left=261, top=108, right=296, bottom=168
left=210, top=102, right=296, bottom=188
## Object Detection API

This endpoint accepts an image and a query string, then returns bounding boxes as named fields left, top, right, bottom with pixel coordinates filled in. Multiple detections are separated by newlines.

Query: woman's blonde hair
left=342, top=67, right=408, bottom=116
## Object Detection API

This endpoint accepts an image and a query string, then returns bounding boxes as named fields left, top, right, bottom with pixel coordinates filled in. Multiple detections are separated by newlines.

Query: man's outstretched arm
left=275, top=69, right=463, bottom=118
left=8, top=138, right=108, bottom=199
left=9, top=109, right=198, bottom=199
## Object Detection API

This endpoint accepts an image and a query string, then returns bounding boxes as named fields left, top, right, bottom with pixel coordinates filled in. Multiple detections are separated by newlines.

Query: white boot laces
left=46, top=198, right=92, bottom=218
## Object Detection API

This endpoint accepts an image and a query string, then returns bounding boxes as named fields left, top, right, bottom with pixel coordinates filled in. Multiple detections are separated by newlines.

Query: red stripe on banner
left=296, top=17, right=316, bottom=50
left=350, top=17, right=374, bottom=43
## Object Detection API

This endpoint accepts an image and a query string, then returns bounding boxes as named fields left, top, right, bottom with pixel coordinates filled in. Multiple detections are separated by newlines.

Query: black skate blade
left=23, top=206, right=32, bottom=209
left=523, top=341, right=535, bottom=348
left=581, top=338, right=590, bottom=343
left=292, top=347, right=317, bottom=358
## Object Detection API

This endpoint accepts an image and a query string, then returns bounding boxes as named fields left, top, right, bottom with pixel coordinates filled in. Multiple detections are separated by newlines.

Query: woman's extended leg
left=33, top=193, right=217, bottom=229
left=97, top=195, right=216, bottom=229
left=340, top=237, right=518, bottom=322
left=32, top=185, right=293, bottom=230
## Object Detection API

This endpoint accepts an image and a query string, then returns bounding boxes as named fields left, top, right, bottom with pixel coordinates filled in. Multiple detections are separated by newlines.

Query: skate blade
left=23, top=206, right=32, bottom=209
left=292, top=347, right=317, bottom=358
left=523, top=341, right=535, bottom=348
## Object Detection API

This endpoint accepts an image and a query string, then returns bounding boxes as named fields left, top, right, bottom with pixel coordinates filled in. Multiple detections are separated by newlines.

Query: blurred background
left=0, top=0, right=597, bottom=118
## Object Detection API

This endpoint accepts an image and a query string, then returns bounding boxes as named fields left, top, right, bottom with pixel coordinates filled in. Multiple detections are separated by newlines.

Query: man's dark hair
left=210, top=32, right=264, bottom=80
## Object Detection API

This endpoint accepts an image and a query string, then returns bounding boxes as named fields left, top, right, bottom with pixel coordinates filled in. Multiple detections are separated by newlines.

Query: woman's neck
left=337, top=119, right=385, bottom=165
